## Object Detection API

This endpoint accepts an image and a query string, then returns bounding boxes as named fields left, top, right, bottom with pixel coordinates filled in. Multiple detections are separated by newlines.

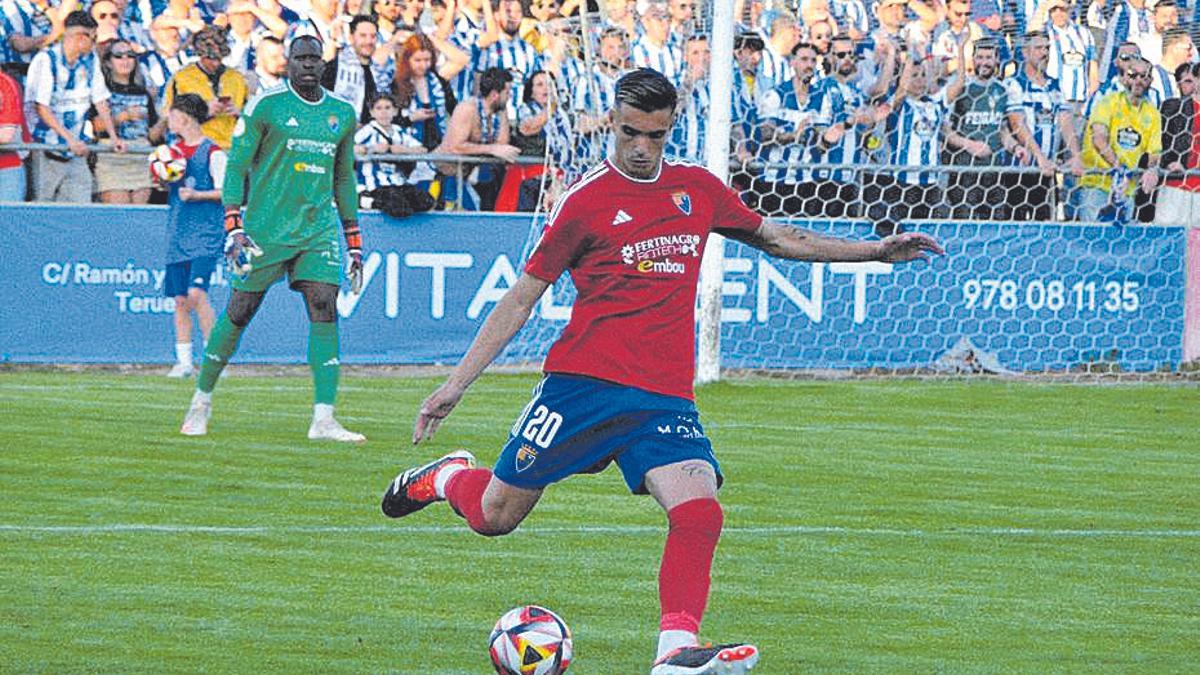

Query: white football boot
left=166, top=363, right=194, bottom=378
left=650, top=644, right=759, bottom=675
left=180, top=398, right=211, bottom=436
left=307, top=417, right=366, bottom=442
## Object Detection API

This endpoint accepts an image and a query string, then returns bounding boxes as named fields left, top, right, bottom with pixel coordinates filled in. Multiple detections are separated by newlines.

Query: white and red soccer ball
left=147, top=144, right=186, bottom=183
left=489, top=605, right=573, bottom=675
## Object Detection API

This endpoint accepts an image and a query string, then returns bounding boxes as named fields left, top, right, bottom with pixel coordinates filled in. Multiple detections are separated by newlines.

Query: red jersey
left=0, top=71, right=30, bottom=171
left=524, top=159, right=763, bottom=400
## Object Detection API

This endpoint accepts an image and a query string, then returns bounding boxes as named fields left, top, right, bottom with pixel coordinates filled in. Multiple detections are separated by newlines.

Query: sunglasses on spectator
left=832, top=50, right=855, bottom=58
left=1127, top=71, right=1151, bottom=79
left=1117, top=53, right=1137, bottom=60
left=96, top=11, right=120, bottom=18
left=110, top=50, right=134, bottom=58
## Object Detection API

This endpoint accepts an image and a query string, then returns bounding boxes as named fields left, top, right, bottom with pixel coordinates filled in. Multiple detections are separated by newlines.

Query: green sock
left=308, top=321, right=340, bottom=406
left=196, top=314, right=244, bottom=394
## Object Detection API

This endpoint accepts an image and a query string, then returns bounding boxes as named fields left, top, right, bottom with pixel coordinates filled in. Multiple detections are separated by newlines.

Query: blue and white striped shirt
left=666, top=78, right=709, bottom=162
left=140, top=50, right=193, bottom=103
left=477, top=33, right=540, bottom=119
left=1005, top=71, right=1067, bottom=165
left=885, top=92, right=948, bottom=185
left=403, top=72, right=450, bottom=148
left=0, top=0, right=55, bottom=66
left=25, top=44, right=109, bottom=146
left=285, top=14, right=340, bottom=50
left=1150, top=63, right=1180, bottom=103
left=830, top=0, right=869, bottom=35
left=354, top=121, right=435, bottom=191
left=757, top=44, right=794, bottom=98
left=1099, top=0, right=1153, bottom=80
left=758, top=79, right=816, bottom=184
left=448, top=12, right=483, bottom=103
left=1047, top=22, right=1095, bottom=103
left=808, top=75, right=867, bottom=182
left=571, top=67, right=620, bottom=166
left=631, top=36, right=681, bottom=85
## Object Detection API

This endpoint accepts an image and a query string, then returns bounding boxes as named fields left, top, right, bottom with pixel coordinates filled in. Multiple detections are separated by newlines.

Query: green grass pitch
left=1, top=371, right=1197, bottom=673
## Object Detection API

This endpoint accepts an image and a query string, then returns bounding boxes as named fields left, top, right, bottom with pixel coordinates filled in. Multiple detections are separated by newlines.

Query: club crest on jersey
left=671, top=191, right=692, bottom=216
left=327, top=115, right=340, bottom=133
left=515, top=445, right=538, bottom=473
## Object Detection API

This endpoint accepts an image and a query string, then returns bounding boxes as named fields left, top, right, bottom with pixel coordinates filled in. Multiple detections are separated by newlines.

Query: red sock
left=659, top=498, right=724, bottom=634
left=444, top=468, right=493, bottom=535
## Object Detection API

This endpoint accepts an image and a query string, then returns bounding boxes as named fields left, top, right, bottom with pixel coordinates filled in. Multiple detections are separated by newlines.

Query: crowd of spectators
left=1, top=0, right=1200, bottom=223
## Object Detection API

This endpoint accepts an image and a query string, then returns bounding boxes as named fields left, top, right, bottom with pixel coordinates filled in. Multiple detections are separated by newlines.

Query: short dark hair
left=478, top=67, right=513, bottom=97
left=64, top=10, right=97, bottom=30
left=614, top=67, right=677, bottom=113
left=349, top=14, right=378, bottom=33
left=171, top=92, right=210, bottom=124
left=289, top=34, right=323, bottom=56
left=1175, top=62, right=1193, bottom=81
left=790, top=41, right=817, bottom=57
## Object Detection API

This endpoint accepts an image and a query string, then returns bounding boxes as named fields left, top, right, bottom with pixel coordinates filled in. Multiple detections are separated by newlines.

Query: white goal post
left=695, top=0, right=735, bottom=385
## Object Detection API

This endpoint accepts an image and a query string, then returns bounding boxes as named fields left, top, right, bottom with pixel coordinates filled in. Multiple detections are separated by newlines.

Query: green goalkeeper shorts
left=232, top=239, right=343, bottom=292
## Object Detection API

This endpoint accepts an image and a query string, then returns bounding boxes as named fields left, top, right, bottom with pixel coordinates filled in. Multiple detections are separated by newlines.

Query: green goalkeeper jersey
left=222, top=82, right=359, bottom=248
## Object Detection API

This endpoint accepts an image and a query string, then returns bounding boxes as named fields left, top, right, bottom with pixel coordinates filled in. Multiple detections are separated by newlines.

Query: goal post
left=694, top=0, right=735, bottom=385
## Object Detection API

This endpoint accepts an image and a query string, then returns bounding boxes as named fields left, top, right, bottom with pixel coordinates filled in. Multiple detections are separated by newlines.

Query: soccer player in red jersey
left=382, top=68, right=943, bottom=674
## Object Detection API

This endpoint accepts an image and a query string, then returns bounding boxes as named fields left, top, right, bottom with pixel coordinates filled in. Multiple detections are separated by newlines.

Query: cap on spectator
left=879, top=0, right=906, bottom=7
left=188, top=25, right=231, bottom=60
left=1046, top=0, right=1069, bottom=10
left=171, top=93, right=211, bottom=124
left=734, top=30, right=766, bottom=51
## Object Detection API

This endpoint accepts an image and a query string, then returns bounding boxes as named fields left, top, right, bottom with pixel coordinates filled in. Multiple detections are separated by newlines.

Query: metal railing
left=3, top=141, right=1198, bottom=224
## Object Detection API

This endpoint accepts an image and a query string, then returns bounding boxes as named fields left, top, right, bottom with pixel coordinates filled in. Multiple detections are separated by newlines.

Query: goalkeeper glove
left=342, top=218, right=364, bottom=295
left=223, top=207, right=262, bottom=277
left=347, top=249, right=363, bottom=295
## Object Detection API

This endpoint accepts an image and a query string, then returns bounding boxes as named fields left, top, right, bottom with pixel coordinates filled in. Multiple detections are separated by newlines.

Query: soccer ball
left=488, top=605, right=573, bottom=675
left=148, top=144, right=186, bottom=183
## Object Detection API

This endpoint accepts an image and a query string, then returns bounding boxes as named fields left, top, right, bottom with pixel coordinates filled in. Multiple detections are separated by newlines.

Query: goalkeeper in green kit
left=181, top=36, right=366, bottom=442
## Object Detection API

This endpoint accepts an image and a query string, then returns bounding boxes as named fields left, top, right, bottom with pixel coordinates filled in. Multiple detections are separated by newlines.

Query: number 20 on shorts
left=511, top=403, right=564, bottom=449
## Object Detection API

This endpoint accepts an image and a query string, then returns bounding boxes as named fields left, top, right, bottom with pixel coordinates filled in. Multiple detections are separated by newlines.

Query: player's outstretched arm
left=728, top=219, right=945, bottom=264
left=413, top=272, right=551, bottom=444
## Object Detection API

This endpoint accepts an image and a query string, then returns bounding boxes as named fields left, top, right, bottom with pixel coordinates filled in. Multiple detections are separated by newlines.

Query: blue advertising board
left=0, top=205, right=531, bottom=364
left=715, top=221, right=1187, bottom=372
left=0, top=205, right=1188, bottom=372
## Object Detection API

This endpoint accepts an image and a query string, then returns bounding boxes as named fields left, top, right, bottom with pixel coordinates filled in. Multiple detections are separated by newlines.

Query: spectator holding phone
left=161, top=26, right=248, bottom=149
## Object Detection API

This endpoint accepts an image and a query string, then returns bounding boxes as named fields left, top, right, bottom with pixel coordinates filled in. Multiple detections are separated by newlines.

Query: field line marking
left=1, top=524, right=1197, bottom=538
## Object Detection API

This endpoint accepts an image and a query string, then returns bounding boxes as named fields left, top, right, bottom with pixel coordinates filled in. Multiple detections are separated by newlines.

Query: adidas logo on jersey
left=286, top=117, right=299, bottom=127
left=611, top=209, right=632, bottom=226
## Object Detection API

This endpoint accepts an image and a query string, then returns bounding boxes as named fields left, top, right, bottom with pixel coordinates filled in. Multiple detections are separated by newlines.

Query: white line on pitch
left=0, top=524, right=1196, bottom=538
